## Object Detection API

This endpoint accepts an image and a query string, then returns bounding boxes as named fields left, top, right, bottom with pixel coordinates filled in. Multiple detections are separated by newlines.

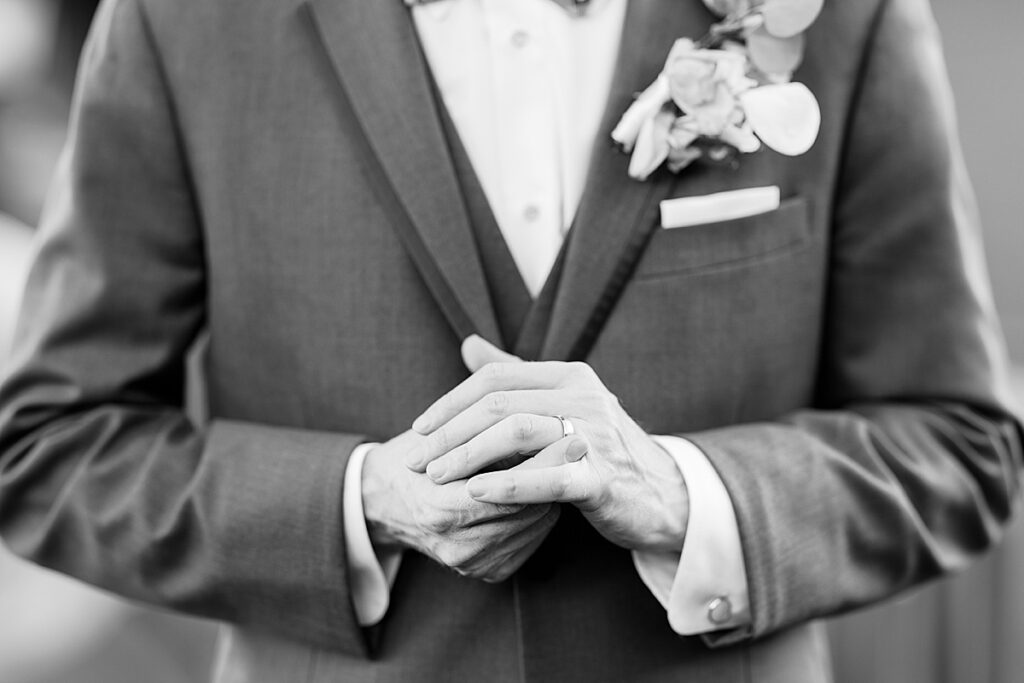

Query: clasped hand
left=361, top=336, right=688, bottom=583
left=415, top=337, right=687, bottom=550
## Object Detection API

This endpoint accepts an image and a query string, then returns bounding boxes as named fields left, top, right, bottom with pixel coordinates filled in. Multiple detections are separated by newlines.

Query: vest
left=436, top=103, right=569, bottom=361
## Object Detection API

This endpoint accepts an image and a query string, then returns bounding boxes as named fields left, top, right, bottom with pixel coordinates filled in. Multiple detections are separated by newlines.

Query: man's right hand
left=360, top=430, right=559, bottom=583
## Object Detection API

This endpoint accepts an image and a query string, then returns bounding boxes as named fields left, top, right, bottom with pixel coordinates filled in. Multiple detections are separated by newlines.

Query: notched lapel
left=303, top=0, right=501, bottom=344
left=540, top=0, right=716, bottom=361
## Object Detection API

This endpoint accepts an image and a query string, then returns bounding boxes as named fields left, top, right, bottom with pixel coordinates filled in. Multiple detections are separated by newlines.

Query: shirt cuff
left=632, top=435, right=751, bottom=635
left=343, top=442, right=403, bottom=627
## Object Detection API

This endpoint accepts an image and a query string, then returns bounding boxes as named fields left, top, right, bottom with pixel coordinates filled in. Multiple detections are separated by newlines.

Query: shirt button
left=510, top=30, right=529, bottom=48
left=707, top=596, right=733, bottom=625
left=523, top=205, right=541, bottom=222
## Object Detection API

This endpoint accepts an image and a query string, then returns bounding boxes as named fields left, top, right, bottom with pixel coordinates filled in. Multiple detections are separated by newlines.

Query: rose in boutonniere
left=612, top=0, right=824, bottom=180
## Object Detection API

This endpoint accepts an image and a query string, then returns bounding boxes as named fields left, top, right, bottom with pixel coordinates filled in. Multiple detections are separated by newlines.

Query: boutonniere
left=611, top=0, right=824, bottom=180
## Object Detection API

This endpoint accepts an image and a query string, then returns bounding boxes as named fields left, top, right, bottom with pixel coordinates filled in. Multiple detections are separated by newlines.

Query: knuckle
left=419, top=509, right=451, bottom=534
left=436, top=546, right=459, bottom=567
left=486, top=391, right=511, bottom=417
left=430, top=425, right=452, bottom=453
left=482, top=362, right=507, bottom=387
left=436, top=394, right=458, bottom=422
left=424, top=517, right=446, bottom=535
left=583, top=474, right=605, bottom=505
left=448, top=545, right=477, bottom=569
left=548, top=475, right=570, bottom=499
left=568, top=362, right=596, bottom=382
left=511, top=414, right=535, bottom=443
left=451, top=499, right=474, bottom=528
left=597, top=392, right=618, bottom=415
left=584, top=390, right=616, bottom=419
left=459, top=445, right=474, bottom=471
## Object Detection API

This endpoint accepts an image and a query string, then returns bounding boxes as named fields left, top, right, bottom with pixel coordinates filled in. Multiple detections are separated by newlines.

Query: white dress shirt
left=344, top=0, right=750, bottom=636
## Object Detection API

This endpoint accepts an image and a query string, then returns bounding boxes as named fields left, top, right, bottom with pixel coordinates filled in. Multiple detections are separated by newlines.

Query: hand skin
left=407, top=336, right=690, bottom=554
left=361, top=429, right=560, bottom=582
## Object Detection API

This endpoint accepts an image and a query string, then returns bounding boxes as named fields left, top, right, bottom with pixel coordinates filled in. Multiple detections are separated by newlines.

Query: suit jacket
left=0, top=0, right=1021, bottom=681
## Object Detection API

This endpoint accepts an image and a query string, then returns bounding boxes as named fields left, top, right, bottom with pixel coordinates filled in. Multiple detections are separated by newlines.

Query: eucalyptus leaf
left=761, top=0, right=823, bottom=38
left=740, top=82, right=820, bottom=156
left=747, top=27, right=805, bottom=76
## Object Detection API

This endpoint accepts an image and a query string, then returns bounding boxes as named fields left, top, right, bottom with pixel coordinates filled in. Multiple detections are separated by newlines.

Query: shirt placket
left=483, top=0, right=565, bottom=298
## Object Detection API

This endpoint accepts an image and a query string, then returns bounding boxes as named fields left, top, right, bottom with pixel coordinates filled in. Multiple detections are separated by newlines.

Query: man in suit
left=0, top=0, right=1020, bottom=681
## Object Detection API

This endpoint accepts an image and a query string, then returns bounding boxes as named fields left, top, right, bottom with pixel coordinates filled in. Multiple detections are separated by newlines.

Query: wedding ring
left=555, top=415, right=575, bottom=440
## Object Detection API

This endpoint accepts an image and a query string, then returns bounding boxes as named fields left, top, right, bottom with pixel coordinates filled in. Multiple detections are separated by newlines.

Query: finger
left=461, top=334, right=522, bottom=373
left=449, top=504, right=556, bottom=579
left=461, top=497, right=551, bottom=528
left=426, top=413, right=568, bottom=484
left=515, top=436, right=589, bottom=471
left=412, top=361, right=590, bottom=435
left=466, top=461, right=598, bottom=505
left=480, top=505, right=561, bottom=583
left=406, top=389, right=581, bottom=471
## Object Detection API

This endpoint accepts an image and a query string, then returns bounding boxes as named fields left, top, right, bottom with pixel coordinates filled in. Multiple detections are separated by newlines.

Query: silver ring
left=554, top=415, right=575, bottom=439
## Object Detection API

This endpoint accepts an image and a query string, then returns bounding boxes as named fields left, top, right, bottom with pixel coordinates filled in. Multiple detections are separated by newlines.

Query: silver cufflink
left=707, top=596, right=733, bottom=625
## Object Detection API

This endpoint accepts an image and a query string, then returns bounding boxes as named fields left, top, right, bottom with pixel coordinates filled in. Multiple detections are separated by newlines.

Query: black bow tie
left=404, top=0, right=594, bottom=17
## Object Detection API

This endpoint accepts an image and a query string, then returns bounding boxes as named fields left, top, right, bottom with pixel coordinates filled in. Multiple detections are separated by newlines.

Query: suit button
left=707, top=596, right=733, bottom=625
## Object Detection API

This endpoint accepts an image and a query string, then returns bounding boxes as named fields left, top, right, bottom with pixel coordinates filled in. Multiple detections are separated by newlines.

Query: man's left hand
left=406, top=336, right=689, bottom=554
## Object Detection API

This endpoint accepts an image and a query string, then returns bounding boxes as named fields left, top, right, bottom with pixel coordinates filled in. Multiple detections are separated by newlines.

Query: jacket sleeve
left=0, top=0, right=368, bottom=655
left=685, top=0, right=1023, bottom=644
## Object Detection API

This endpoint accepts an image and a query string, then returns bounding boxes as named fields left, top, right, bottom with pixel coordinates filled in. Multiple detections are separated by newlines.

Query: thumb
left=461, top=334, right=522, bottom=372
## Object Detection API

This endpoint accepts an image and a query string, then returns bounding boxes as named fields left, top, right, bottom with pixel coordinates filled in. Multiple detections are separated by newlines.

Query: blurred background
left=0, top=0, right=1020, bottom=681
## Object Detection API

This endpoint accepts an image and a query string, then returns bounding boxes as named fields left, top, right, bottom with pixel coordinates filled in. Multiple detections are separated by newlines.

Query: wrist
left=640, top=436, right=690, bottom=554
left=361, top=444, right=407, bottom=551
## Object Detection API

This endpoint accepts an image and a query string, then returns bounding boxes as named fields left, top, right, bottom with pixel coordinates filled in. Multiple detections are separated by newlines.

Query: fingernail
left=566, top=438, right=588, bottom=462
left=426, top=459, right=448, bottom=482
left=404, top=446, right=424, bottom=469
left=411, top=414, right=432, bottom=434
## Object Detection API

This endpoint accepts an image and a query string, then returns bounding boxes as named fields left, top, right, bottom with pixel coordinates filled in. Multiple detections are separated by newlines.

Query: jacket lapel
left=304, top=0, right=502, bottom=344
left=540, top=0, right=715, bottom=361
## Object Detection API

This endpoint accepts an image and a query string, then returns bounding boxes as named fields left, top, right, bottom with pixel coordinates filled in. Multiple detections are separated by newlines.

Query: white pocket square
left=660, top=186, right=781, bottom=229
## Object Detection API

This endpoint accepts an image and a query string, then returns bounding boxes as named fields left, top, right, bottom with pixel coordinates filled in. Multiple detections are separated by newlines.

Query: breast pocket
left=633, top=196, right=812, bottom=281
